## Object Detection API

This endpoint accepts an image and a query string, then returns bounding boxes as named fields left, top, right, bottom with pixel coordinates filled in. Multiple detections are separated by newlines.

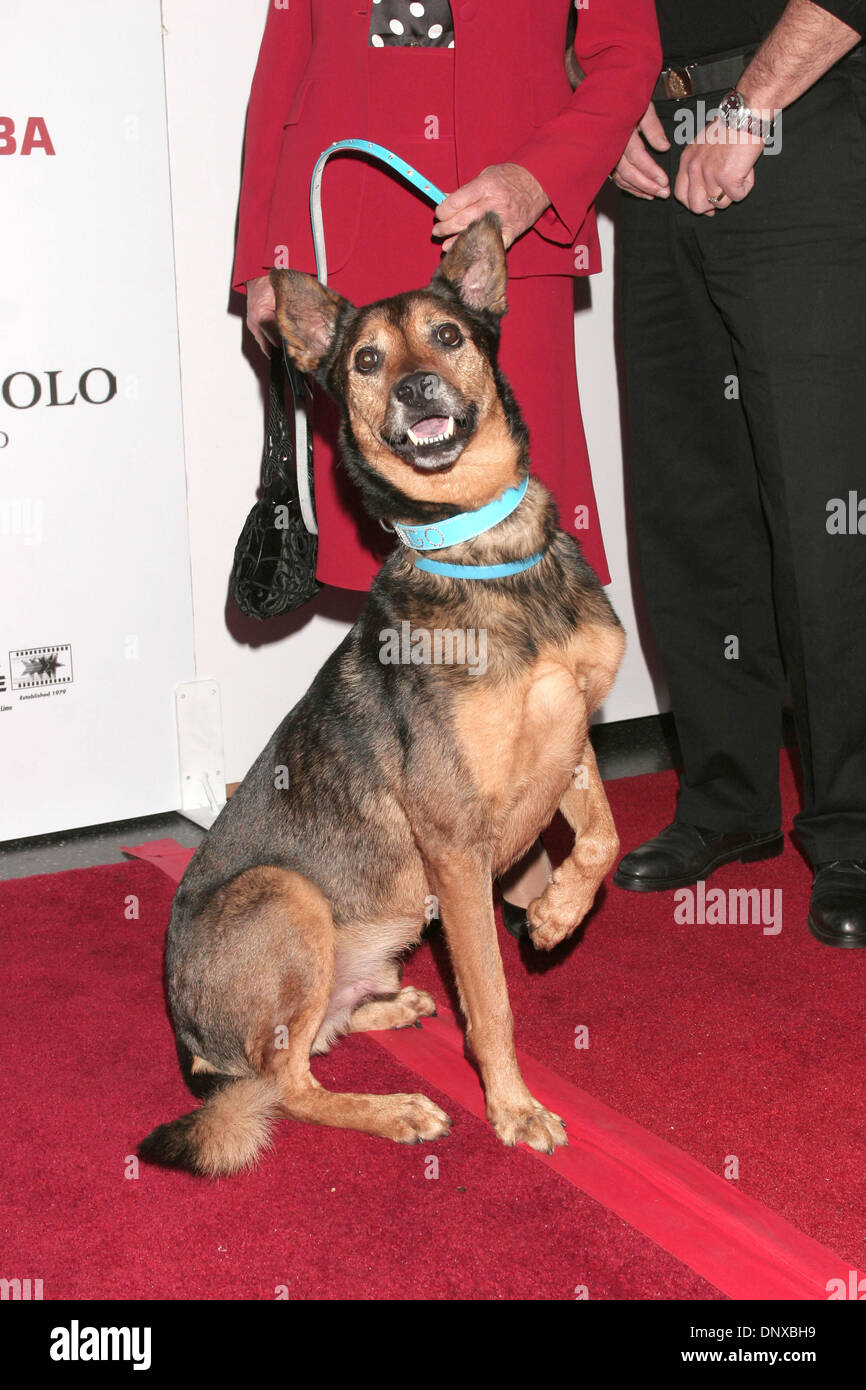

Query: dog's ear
left=432, top=211, right=508, bottom=318
left=270, top=269, right=349, bottom=372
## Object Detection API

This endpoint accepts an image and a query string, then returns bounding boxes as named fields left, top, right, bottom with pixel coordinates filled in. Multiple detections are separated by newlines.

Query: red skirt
left=310, top=46, right=609, bottom=588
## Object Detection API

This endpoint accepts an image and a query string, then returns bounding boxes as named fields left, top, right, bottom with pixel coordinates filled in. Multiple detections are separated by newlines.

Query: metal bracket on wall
left=175, top=680, right=226, bottom=830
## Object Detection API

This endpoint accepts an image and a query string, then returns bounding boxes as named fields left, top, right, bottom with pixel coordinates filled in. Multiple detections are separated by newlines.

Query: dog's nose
left=394, top=372, right=441, bottom=407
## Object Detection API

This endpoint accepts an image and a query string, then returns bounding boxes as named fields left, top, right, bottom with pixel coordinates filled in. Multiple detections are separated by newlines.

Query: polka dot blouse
left=369, top=0, right=456, bottom=48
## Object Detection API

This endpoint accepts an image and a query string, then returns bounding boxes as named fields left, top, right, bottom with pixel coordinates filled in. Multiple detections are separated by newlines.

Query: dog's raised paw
left=490, top=1098, right=568, bottom=1154
left=527, top=899, right=578, bottom=952
left=528, top=883, right=592, bottom=951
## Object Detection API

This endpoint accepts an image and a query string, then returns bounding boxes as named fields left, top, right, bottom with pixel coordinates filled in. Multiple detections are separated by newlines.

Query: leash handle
left=310, top=139, right=447, bottom=285
left=292, top=141, right=447, bottom=535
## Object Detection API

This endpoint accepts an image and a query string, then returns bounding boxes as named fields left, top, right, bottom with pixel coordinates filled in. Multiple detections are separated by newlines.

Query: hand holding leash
left=433, top=161, right=549, bottom=249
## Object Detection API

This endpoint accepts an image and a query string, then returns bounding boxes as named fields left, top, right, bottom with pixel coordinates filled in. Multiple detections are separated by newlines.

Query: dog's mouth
left=386, top=409, right=475, bottom=472
left=406, top=415, right=455, bottom=447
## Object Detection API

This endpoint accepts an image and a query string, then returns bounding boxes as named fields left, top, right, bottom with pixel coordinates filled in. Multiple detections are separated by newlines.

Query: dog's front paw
left=528, top=878, right=592, bottom=951
left=489, top=1096, right=567, bottom=1155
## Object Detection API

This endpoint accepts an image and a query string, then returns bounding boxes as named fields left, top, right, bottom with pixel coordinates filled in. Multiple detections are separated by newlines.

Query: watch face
left=720, top=91, right=744, bottom=120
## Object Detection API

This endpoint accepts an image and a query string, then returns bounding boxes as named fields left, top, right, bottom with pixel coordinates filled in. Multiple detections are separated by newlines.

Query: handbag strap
left=279, top=339, right=316, bottom=534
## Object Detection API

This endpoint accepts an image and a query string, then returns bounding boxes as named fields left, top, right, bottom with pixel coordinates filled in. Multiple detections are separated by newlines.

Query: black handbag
left=229, top=347, right=320, bottom=618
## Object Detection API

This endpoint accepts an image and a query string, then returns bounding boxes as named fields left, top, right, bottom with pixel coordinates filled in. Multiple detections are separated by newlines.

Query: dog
left=139, top=212, right=624, bottom=1176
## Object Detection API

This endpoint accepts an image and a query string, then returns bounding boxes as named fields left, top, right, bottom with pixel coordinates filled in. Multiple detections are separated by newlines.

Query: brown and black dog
left=140, top=213, right=624, bottom=1176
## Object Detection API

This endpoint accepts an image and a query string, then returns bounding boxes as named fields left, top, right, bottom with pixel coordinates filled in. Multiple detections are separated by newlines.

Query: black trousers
left=620, top=53, right=866, bottom=864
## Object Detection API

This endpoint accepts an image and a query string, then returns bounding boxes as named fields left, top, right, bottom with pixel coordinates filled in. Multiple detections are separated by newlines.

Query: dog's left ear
left=432, top=211, right=508, bottom=318
left=270, top=269, right=350, bottom=373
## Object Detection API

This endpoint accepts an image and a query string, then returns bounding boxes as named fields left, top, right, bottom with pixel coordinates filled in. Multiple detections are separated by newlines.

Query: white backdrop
left=0, top=0, right=195, bottom=839
left=1, top=1, right=665, bottom=844
left=162, top=0, right=665, bottom=790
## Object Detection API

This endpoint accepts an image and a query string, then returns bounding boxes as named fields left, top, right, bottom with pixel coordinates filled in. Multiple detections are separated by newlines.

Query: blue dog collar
left=415, top=552, right=545, bottom=580
left=391, top=476, right=544, bottom=579
left=393, top=476, right=529, bottom=551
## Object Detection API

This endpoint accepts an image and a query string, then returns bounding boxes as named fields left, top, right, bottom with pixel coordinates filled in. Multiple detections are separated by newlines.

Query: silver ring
left=707, top=191, right=724, bottom=206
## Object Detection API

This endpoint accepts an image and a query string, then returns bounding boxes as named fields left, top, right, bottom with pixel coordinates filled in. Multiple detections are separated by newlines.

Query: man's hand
left=612, top=102, right=671, bottom=199
left=671, top=0, right=861, bottom=217
left=246, top=274, right=279, bottom=354
left=674, top=117, right=764, bottom=214
left=433, top=162, right=549, bottom=250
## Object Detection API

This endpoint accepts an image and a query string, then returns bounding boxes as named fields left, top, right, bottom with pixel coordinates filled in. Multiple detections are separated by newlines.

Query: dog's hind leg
left=142, top=866, right=334, bottom=1175
left=309, top=924, right=437, bottom=1050
left=142, top=868, right=450, bottom=1174
left=275, top=1025, right=451, bottom=1145
left=348, top=984, right=438, bottom=1034
left=188, top=870, right=451, bottom=1146
left=274, top=953, right=449, bottom=1143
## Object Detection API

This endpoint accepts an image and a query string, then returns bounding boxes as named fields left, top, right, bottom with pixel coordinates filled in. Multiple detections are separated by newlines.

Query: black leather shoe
left=500, top=895, right=531, bottom=941
left=497, top=840, right=552, bottom=941
left=613, top=821, right=784, bottom=893
left=808, top=861, right=866, bottom=948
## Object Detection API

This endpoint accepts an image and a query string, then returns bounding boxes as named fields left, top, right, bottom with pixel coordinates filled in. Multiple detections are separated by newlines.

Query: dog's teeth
left=407, top=416, right=456, bottom=448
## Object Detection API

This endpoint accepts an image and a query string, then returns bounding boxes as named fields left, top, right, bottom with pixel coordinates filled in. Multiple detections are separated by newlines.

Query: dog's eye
left=354, top=346, right=380, bottom=374
left=436, top=322, right=462, bottom=347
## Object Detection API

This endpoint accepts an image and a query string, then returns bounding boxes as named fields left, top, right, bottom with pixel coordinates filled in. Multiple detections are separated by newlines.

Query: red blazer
left=232, top=0, right=661, bottom=291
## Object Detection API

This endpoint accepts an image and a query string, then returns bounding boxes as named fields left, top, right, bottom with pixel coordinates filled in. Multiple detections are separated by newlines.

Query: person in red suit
left=232, top=0, right=660, bottom=918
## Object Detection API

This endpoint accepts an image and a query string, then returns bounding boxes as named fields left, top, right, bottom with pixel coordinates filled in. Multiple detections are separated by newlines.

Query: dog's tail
left=138, top=1076, right=283, bottom=1177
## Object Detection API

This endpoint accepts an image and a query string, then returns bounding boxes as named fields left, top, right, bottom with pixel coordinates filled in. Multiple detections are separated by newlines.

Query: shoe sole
left=612, top=832, right=785, bottom=894
left=807, top=913, right=866, bottom=949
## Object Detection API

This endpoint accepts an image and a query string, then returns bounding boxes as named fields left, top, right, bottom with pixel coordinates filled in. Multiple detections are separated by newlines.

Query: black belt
left=653, top=50, right=756, bottom=102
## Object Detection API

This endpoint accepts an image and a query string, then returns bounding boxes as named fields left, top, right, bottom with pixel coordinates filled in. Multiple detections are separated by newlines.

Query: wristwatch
left=718, top=90, right=775, bottom=140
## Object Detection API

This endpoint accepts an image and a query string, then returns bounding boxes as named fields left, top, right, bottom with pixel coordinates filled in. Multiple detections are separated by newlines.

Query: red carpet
left=3, top=755, right=864, bottom=1299
left=404, top=755, right=866, bottom=1278
left=2, top=860, right=718, bottom=1300
left=498, top=753, right=866, bottom=1274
